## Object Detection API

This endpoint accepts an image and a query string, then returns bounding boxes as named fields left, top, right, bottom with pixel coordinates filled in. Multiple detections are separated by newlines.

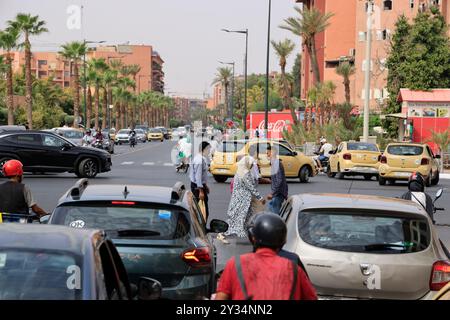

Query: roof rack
left=171, top=182, right=186, bottom=204
left=69, top=178, right=89, bottom=200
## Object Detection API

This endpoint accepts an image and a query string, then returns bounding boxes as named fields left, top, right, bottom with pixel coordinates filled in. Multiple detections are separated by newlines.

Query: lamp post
left=219, top=61, right=235, bottom=121
left=264, top=0, right=272, bottom=135
left=109, top=104, right=114, bottom=129
left=83, top=40, right=105, bottom=128
left=362, top=0, right=374, bottom=142
left=222, top=28, right=248, bottom=135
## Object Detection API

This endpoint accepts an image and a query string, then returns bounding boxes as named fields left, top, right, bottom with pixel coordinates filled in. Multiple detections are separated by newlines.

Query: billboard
left=247, top=111, right=299, bottom=139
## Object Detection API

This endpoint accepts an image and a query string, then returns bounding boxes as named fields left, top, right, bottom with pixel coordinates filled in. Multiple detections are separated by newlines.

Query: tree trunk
left=308, top=39, right=321, bottom=85
left=6, top=54, right=14, bottom=125
left=344, top=78, right=351, bottom=104
left=94, top=83, right=100, bottom=129
left=24, top=34, right=33, bottom=129
left=108, top=88, right=113, bottom=128
left=116, top=102, right=121, bottom=130
left=86, top=87, right=92, bottom=129
left=73, top=62, right=80, bottom=128
left=102, top=87, right=107, bottom=129
left=120, top=103, right=125, bottom=130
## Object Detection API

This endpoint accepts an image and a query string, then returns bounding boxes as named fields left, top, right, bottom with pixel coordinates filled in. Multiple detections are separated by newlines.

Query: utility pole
left=264, top=0, right=272, bottom=136
left=363, top=0, right=373, bottom=142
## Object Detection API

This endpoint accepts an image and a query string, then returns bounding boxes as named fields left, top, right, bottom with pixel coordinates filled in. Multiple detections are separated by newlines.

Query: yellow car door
left=277, top=143, right=299, bottom=177
left=330, top=143, right=343, bottom=172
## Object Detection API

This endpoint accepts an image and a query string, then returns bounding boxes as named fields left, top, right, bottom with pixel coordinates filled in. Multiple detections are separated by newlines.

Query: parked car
left=51, top=127, right=84, bottom=146
left=0, top=224, right=161, bottom=300
left=135, top=125, right=149, bottom=135
left=148, top=128, right=164, bottom=142
left=155, top=127, right=170, bottom=140
left=135, top=129, right=147, bottom=143
left=0, top=125, right=26, bottom=132
left=48, top=180, right=228, bottom=299
left=210, top=139, right=317, bottom=183
left=115, top=129, right=131, bottom=145
left=378, top=143, right=440, bottom=186
left=281, top=193, right=450, bottom=300
left=0, top=130, right=111, bottom=178
left=328, top=142, right=381, bottom=180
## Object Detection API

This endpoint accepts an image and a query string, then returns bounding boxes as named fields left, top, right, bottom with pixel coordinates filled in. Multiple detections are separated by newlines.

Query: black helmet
left=247, top=213, right=287, bottom=250
left=408, top=172, right=425, bottom=192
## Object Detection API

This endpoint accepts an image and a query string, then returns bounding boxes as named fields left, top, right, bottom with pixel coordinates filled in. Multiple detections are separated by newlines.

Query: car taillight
left=343, top=153, right=352, bottom=161
left=421, top=158, right=430, bottom=165
left=182, top=247, right=211, bottom=268
left=380, top=156, right=387, bottom=164
left=111, top=201, right=135, bottom=205
left=430, top=261, right=450, bottom=291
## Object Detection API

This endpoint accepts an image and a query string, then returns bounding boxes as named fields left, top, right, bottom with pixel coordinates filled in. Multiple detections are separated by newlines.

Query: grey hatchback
left=47, top=179, right=228, bottom=300
left=280, top=193, right=450, bottom=300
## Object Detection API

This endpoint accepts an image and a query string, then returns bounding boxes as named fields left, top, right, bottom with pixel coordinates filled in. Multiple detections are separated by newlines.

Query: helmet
left=408, top=172, right=425, bottom=192
left=247, top=213, right=287, bottom=249
left=2, top=160, right=24, bottom=177
left=320, top=137, right=327, bottom=144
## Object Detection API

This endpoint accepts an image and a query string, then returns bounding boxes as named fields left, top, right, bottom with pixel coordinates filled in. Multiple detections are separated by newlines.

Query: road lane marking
left=121, top=162, right=134, bottom=165
left=164, top=163, right=174, bottom=166
left=143, top=162, right=155, bottom=166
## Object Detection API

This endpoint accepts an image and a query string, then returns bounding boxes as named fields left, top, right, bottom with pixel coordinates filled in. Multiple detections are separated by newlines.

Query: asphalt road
left=24, top=138, right=450, bottom=269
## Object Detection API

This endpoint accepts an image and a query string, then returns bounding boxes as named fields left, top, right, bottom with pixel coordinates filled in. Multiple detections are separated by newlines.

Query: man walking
left=266, top=145, right=288, bottom=215
left=190, top=141, right=211, bottom=221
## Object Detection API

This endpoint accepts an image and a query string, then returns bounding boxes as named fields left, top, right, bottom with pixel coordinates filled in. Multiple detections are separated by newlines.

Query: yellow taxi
left=210, top=139, right=317, bottom=183
left=378, top=143, right=440, bottom=186
left=328, top=141, right=381, bottom=180
left=147, top=128, right=164, bottom=142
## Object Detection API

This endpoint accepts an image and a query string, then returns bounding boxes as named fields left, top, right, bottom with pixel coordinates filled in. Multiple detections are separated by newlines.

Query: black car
left=0, top=130, right=112, bottom=178
left=0, top=224, right=161, bottom=300
left=47, top=179, right=229, bottom=299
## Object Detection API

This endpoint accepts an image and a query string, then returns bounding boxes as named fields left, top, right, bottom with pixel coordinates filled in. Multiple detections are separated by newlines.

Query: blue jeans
left=269, top=195, right=285, bottom=215
left=319, top=155, right=328, bottom=162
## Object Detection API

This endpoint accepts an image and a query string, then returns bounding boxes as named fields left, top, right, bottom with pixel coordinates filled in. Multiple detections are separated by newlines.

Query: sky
left=0, top=0, right=301, bottom=99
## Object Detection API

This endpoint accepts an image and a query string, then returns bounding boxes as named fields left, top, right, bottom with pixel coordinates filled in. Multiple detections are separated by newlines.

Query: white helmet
left=320, top=137, right=327, bottom=143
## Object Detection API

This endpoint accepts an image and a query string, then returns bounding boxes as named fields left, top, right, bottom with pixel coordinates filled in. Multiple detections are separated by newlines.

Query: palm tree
left=336, top=61, right=356, bottom=104
left=280, top=6, right=333, bottom=84
left=213, top=67, right=232, bottom=118
left=8, top=13, right=48, bottom=129
left=125, top=64, right=141, bottom=127
left=101, top=68, right=117, bottom=129
left=89, top=58, right=108, bottom=129
left=83, top=67, right=96, bottom=129
left=0, top=29, right=19, bottom=125
left=59, top=41, right=87, bottom=128
left=271, top=38, right=297, bottom=124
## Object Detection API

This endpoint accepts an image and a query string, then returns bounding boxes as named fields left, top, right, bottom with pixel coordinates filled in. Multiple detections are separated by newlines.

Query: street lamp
left=83, top=40, right=106, bottom=128
left=219, top=61, right=235, bottom=121
left=109, top=104, right=114, bottom=129
left=264, top=0, right=272, bottom=135
left=222, top=28, right=248, bottom=136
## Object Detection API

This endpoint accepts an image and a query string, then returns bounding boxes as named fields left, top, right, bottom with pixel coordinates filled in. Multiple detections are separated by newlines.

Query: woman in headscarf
left=220, top=156, right=265, bottom=241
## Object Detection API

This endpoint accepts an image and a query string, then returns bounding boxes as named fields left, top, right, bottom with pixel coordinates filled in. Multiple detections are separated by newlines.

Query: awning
left=380, top=113, right=407, bottom=120
left=397, top=88, right=450, bottom=103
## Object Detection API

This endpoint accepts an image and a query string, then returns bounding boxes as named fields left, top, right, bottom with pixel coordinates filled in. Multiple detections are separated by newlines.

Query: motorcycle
left=175, top=150, right=189, bottom=173
left=92, top=139, right=104, bottom=149
left=313, top=151, right=329, bottom=174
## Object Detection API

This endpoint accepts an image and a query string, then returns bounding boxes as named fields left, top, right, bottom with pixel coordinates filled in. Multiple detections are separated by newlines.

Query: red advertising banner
left=247, top=111, right=299, bottom=139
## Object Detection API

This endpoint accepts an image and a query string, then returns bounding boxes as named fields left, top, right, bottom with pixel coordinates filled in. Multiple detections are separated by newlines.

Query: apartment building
left=172, top=97, right=190, bottom=122
left=295, top=0, right=449, bottom=111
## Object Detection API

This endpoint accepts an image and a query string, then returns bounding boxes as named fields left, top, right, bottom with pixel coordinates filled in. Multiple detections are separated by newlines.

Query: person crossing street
left=190, top=141, right=211, bottom=222
left=266, top=145, right=288, bottom=215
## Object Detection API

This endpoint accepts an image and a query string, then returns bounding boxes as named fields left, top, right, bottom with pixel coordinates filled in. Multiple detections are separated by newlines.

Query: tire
left=431, top=171, right=440, bottom=186
left=425, top=172, right=432, bottom=187
left=0, top=157, right=14, bottom=177
left=78, top=158, right=99, bottom=178
left=379, top=176, right=386, bottom=186
left=299, top=166, right=311, bottom=183
left=363, top=174, right=372, bottom=181
left=336, top=164, right=345, bottom=180
left=213, top=175, right=228, bottom=183
left=119, top=142, right=122, bottom=145
left=326, top=165, right=336, bottom=178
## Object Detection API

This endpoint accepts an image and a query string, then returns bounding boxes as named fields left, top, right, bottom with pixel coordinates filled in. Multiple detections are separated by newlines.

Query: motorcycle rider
left=129, top=128, right=137, bottom=148
left=82, top=129, right=94, bottom=146
left=401, top=172, right=435, bottom=222
left=314, top=138, right=333, bottom=172
left=0, top=160, right=48, bottom=219
left=94, top=128, right=104, bottom=143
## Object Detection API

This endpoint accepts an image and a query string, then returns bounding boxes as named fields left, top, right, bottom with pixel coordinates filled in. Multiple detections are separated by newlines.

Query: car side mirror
left=292, top=151, right=298, bottom=156
left=435, top=189, right=444, bottom=202
left=39, top=214, right=50, bottom=224
left=434, top=154, right=441, bottom=159
left=62, top=143, right=72, bottom=151
left=137, top=277, right=162, bottom=300
left=208, top=219, right=229, bottom=234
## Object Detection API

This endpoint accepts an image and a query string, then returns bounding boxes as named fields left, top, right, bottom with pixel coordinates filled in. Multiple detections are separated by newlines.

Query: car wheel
left=299, top=166, right=311, bottom=183
left=119, top=142, right=122, bottom=145
left=326, top=165, right=335, bottom=178
left=431, top=171, right=440, bottom=186
left=78, top=158, right=99, bottom=178
left=213, top=175, right=228, bottom=183
left=378, top=176, right=386, bottom=186
left=425, top=172, right=432, bottom=187
left=0, top=157, right=14, bottom=177
left=363, top=174, right=372, bottom=181
left=336, top=164, right=345, bottom=180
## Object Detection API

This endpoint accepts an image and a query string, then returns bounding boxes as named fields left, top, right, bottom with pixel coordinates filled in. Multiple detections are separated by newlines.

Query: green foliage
left=291, top=54, right=301, bottom=99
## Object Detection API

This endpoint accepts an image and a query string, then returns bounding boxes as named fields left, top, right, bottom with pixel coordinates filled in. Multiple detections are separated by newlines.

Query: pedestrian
left=215, top=213, right=317, bottom=300
left=266, top=145, right=288, bottom=215
left=190, top=141, right=211, bottom=222
left=222, top=156, right=265, bottom=241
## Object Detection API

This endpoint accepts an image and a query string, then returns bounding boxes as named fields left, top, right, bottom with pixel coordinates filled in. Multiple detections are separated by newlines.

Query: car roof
left=0, top=130, right=58, bottom=136
left=386, top=142, right=425, bottom=147
left=0, top=224, right=102, bottom=255
left=292, top=193, right=427, bottom=217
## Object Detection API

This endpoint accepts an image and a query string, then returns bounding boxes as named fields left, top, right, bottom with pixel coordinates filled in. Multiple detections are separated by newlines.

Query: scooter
left=313, top=152, right=329, bottom=174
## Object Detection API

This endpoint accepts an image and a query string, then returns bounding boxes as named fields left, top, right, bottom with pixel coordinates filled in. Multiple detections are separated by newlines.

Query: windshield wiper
left=365, top=243, right=410, bottom=251
left=113, top=229, right=161, bottom=237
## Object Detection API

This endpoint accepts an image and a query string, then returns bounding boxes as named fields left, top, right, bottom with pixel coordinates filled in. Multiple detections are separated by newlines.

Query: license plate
left=396, top=172, right=411, bottom=177
left=217, top=169, right=228, bottom=173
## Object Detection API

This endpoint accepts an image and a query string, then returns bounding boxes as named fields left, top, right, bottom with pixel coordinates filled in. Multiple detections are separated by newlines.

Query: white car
left=115, top=129, right=131, bottom=145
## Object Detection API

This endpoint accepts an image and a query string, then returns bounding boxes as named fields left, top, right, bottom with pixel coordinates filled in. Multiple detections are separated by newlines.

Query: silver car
left=281, top=193, right=450, bottom=300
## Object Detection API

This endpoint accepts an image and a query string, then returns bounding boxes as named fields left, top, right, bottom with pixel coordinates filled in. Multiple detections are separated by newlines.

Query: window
left=410, top=0, right=414, bottom=9
left=358, top=31, right=367, bottom=42
left=387, top=145, right=423, bottom=156
left=98, top=243, right=122, bottom=300
left=219, top=141, right=246, bottom=153
left=383, top=0, right=393, bottom=10
left=382, top=88, right=389, bottom=99
left=325, top=61, right=339, bottom=68
left=374, top=89, right=382, bottom=100
left=42, top=134, right=65, bottom=147
left=278, top=144, right=293, bottom=156
left=17, top=134, right=41, bottom=146
left=347, top=142, right=379, bottom=152
left=37, top=60, right=47, bottom=68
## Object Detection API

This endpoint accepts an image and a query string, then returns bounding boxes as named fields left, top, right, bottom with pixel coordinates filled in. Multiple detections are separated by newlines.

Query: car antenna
left=123, top=186, right=130, bottom=199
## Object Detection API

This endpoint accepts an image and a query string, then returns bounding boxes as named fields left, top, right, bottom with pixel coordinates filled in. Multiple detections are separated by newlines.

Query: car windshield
left=118, top=130, right=130, bottom=135
left=347, top=143, right=379, bottom=152
left=387, top=145, right=423, bottom=156
left=52, top=204, right=190, bottom=240
left=0, top=249, right=82, bottom=300
left=298, top=211, right=430, bottom=254
left=60, top=130, right=83, bottom=139
left=219, top=141, right=246, bottom=153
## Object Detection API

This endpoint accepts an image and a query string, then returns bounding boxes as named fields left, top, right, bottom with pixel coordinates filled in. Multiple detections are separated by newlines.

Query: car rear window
left=52, top=204, right=190, bottom=240
left=347, top=143, right=379, bottom=152
left=118, top=130, right=130, bottom=134
left=219, top=141, right=246, bottom=153
left=298, top=211, right=430, bottom=254
left=387, top=145, right=423, bottom=156
left=61, top=131, right=83, bottom=139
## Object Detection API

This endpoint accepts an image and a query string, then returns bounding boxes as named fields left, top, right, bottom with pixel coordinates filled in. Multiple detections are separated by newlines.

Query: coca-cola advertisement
left=247, top=111, right=299, bottom=139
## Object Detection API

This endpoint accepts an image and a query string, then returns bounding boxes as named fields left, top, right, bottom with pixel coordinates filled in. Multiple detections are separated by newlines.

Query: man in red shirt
left=215, top=213, right=317, bottom=300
